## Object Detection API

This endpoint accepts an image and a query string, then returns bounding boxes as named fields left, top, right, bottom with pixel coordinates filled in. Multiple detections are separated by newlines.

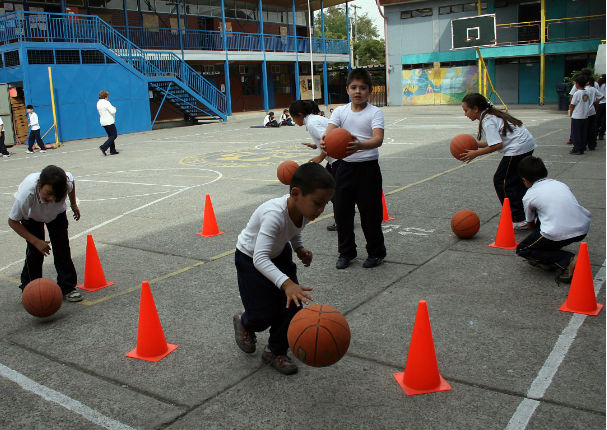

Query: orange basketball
left=324, top=128, right=353, bottom=159
left=277, top=160, right=299, bottom=185
left=451, top=209, right=480, bottom=239
left=450, top=134, right=478, bottom=160
left=22, top=278, right=63, bottom=317
left=288, top=304, right=350, bottom=367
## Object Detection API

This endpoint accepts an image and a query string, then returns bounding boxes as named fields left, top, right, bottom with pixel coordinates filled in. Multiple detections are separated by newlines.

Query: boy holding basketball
left=320, top=68, right=386, bottom=269
left=515, top=156, right=590, bottom=283
left=8, top=165, right=83, bottom=302
left=233, top=163, right=335, bottom=375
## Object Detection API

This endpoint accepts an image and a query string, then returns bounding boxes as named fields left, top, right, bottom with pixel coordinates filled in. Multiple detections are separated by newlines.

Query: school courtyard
left=0, top=105, right=604, bottom=430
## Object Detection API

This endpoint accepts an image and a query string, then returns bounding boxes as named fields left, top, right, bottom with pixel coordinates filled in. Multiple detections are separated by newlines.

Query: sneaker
left=362, top=256, right=384, bottom=268
left=336, top=256, right=354, bottom=270
left=326, top=223, right=337, bottom=232
left=2, top=153, right=9, bottom=158
left=109, top=151, right=120, bottom=155
left=557, top=256, right=577, bottom=284
left=261, top=347, right=298, bottom=375
left=26, top=150, right=34, bottom=154
left=63, top=290, right=83, bottom=302
left=40, top=149, right=47, bottom=153
left=569, top=149, right=583, bottom=155
left=513, top=221, right=528, bottom=231
left=99, top=146, right=107, bottom=156
left=233, top=313, right=256, bottom=353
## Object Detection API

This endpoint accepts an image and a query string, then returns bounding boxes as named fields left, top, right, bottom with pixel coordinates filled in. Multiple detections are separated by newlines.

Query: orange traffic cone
left=126, top=281, right=178, bottom=362
left=393, top=300, right=452, bottom=395
left=489, top=198, right=518, bottom=249
left=382, top=191, right=394, bottom=222
left=559, top=242, right=603, bottom=316
left=197, top=194, right=224, bottom=237
left=77, top=235, right=114, bottom=291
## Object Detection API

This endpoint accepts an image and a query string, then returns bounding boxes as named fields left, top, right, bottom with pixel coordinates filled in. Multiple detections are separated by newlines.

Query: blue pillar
left=346, top=2, right=351, bottom=73
left=220, top=0, right=232, bottom=115
left=321, top=0, right=329, bottom=107
left=259, top=0, right=269, bottom=112
left=292, top=0, right=300, bottom=100
left=176, top=0, right=184, bottom=60
left=60, top=0, right=66, bottom=13
left=123, top=0, right=131, bottom=62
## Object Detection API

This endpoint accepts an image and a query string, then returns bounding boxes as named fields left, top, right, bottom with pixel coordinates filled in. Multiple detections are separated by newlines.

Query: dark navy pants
left=493, top=151, right=533, bottom=223
left=516, top=230, right=586, bottom=272
left=101, top=124, right=118, bottom=154
left=235, top=245, right=301, bottom=355
left=587, top=114, right=597, bottom=150
left=27, top=129, right=44, bottom=151
left=0, top=131, right=8, bottom=155
left=570, top=118, right=587, bottom=153
left=20, top=211, right=77, bottom=294
left=597, top=103, right=606, bottom=139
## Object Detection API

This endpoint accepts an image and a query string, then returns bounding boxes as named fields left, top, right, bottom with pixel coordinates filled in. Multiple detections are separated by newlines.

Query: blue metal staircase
left=0, top=11, right=227, bottom=121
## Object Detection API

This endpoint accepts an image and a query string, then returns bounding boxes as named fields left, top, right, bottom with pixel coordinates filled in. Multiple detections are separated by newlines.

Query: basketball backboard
left=451, top=14, right=496, bottom=50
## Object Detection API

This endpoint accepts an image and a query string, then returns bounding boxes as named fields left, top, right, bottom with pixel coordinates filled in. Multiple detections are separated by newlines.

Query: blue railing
left=0, top=11, right=226, bottom=116
left=113, top=26, right=349, bottom=55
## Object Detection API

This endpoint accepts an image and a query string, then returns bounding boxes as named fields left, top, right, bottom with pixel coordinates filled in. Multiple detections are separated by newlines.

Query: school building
left=0, top=0, right=353, bottom=144
left=379, top=0, right=605, bottom=106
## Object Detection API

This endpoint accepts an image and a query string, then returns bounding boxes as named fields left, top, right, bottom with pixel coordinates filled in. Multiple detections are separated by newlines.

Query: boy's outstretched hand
left=281, top=279, right=313, bottom=308
left=71, top=204, right=81, bottom=221
left=295, top=246, right=312, bottom=266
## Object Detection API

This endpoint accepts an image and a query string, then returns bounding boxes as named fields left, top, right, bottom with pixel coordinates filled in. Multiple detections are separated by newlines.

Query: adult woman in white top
left=97, top=90, right=119, bottom=156
left=460, top=93, right=537, bottom=229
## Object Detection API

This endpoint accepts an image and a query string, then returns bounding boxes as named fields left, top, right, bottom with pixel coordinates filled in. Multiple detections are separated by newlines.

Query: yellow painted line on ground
left=1, top=275, right=20, bottom=285
left=535, top=128, right=563, bottom=140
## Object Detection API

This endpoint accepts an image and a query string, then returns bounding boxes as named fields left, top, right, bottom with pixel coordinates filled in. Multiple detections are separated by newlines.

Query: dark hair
left=462, top=93, right=523, bottom=140
left=581, top=68, right=593, bottom=76
left=283, top=109, right=289, bottom=113
left=289, top=100, right=320, bottom=118
left=26, top=104, right=34, bottom=110
left=346, top=68, right=373, bottom=92
left=518, top=155, right=548, bottom=183
left=39, top=165, right=68, bottom=202
left=99, top=90, right=109, bottom=99
left=573, top=74, right=588, bottom=88
left=586, top=75, right=595, bottom=86
left=268, top=112, right=274, bottom=117
left=290, top=162, right=335, bottom=195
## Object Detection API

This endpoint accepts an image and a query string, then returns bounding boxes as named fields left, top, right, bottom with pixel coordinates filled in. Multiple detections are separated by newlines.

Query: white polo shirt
left=585, top=85, right=599, bottom=116
left=236, top=195, right=306, bottom=288
left=599, top=83, right=606, bottom=105
left=28, top=112, right=40, bottom=130
left=481, top=114, right=537, bottom=156
left=9, top=172, right=74, bottom=223
left=304, top=114, right=334, bottom=164
left=329, top=103, right=384, bottom=162
left=570, top=89, right=590, bottom=119
left=523, top=178, right=590, bottom=241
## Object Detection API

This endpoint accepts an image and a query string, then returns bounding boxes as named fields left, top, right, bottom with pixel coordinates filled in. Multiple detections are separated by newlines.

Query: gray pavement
left=0, top=105, right=604, bottom=430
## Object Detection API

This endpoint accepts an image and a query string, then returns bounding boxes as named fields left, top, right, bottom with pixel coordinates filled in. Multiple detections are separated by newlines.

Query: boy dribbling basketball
left=233, top=163, right=335, bottom=375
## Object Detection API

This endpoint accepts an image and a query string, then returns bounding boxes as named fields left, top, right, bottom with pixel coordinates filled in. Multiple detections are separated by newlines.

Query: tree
left=314, top=6, right=385, bottom=66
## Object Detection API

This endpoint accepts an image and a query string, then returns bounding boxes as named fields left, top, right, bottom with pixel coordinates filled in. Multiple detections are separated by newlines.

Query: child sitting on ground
left=279, top=109, right=294, bottom=126
left=515, top=155, right=590, bottom=283
left=233, top=162, right=335, bottom=375
left=263, top=112, right=280, bottom=127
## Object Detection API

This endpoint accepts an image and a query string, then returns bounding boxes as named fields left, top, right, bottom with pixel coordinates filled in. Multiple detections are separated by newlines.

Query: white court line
left=505, top=262, right=606, bottom=430
left=77, top=179, right=187, bottom=188
left=0, top=363, right=135, bottom=430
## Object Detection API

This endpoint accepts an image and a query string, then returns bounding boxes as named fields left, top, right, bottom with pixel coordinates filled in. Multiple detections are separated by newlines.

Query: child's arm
left=68, top=182, right=80, bottom=221
left=568, top=104, right=574, bottom=117
left=460, top=143, right=502, bottom=163
left=345, top=128, right=384, bottom=156
left=319, top=123, right=338, bottom=151
left=8, top=218, right=51, bottom=255
left=294, top=246, right=312, bottom=266
left=310, top=153, right=326, bottom=164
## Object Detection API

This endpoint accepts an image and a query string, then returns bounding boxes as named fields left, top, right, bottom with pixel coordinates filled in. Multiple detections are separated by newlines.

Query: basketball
left=324, top=128, right=353, bottom=159
left=22, top=278, right=63, bottom=318
left=451, top=209, right=480, bottom=239
left=287, top=304, right=350, bottom=367
left=450, top=134, right=478, bottom=160
left=277, top=160, right=299, bottom=185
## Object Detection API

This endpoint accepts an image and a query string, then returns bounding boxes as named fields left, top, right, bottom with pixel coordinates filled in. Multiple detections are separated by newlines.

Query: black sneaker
left=362, top=256, right=384, bottom=268
left=326, top=223, right=337, bottom=231
left=110, top=151, right=120, bottom=155
left=233, top=313, right=256, bottom=353
left=336, top=256, right=354, bottom=270
left=569, top=149, right=584, bottom=155
left=261, top=347, right=298, bottom=375
left=99, top=146, right=107, bottom=156
left=63, top=290, right=83, bottom=302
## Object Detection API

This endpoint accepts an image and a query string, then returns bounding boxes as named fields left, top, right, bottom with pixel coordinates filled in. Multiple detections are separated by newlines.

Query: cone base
left=559, top=302, right=603, bottom=316
left=197, top=231, right=224, bottom=237
left=126, top=343, right=178, bottom=362
left=393, top=372, right=452, bottom=395
left=489, top=241, right=518, bottom=250
left=77, top=281, right=115, bottom=292
left=382, top=216, right=395, bottom=222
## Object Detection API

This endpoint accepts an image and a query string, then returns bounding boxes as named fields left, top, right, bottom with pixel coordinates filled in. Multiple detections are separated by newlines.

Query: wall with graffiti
left=402, top=66, right=479, bottom=105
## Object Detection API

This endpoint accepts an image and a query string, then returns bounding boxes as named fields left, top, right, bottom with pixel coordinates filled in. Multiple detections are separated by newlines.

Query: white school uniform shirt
left=329, top=103, right=384, bottom=162
left=28, top=112, right=40, bottom=130
left=570, top=89, right=590, bottom=119
left=481, top=113, right=537, bottom=156
left=599, top=83, right=606, bottom=105
left=280, top=113, right=289, bottom=122
left=9, top=172, right=74, bottom=223
left=523, top=178, right=590, bottom=241
left=584, top=85, right=598, bottom=116
left=304, top=114, right=334, bottom=164
left=0, top=116, right=4, bottom=131
left=236, top=195, right=306, bottom=288
left=97, top=98, right=116, bottom=126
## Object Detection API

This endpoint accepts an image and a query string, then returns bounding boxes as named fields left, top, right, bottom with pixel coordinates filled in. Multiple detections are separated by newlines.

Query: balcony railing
left=113, top=26, right=349, bottom=55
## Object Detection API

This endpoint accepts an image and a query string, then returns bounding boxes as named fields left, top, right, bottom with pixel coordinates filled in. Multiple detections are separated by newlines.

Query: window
left=4, top=51, right=20, bottom=67
left=82, top=50, right=106, bottom=64
left=400, top=11, right=412, bottom=19
left=401, top=8, right=432, bottom=19
left=55, top=50, right=80, bottom=64
left=28, top=50, right=55, bottom=64
left=439, top=6, right=451, bottom=15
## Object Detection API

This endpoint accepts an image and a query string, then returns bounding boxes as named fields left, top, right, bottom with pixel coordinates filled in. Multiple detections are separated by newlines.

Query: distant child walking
left=321, top=68, right=386, bottom=269
left=233, top=162, right=335, bottom=375
left=0, top=116, right=9, bottom=157
left=568, top=74, right=590, bottom=155
left=515, top=156, right=590, bottom=283
left=8, top=165, right=83, bottom=302
left=97, top=90, right=119, bottom=156
left=460, top=93, right=537, bottom=230
left=26, top=105, right=46, bottom=154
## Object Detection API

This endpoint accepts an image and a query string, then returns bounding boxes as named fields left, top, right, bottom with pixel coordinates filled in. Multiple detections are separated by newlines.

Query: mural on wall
left=402, top=65, right=478, bottom=105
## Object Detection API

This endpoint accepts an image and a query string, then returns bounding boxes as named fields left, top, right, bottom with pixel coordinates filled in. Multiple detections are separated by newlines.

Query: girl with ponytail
left=461, top=93, right=537, bottom=229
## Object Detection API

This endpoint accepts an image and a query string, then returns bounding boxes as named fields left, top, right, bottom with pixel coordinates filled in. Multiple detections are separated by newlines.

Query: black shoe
left=588, top=146, right=596, bottom=151
left=569, top=150, right=583, bottom=155
left=326, top=223, right=337, bottom=231
left=110, top=151, right=119, bottom=155
left=99, top=146, right=107, bottom=156
left=336, top=256, right=354, bottom=270
left=362, top=256, right=384, bottom=268
left=598, top=135, right=604, bottom=140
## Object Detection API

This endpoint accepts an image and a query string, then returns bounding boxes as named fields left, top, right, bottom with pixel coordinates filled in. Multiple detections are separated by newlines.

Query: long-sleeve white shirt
left=97, top=98, right=116, bottom=126
left=236, top=195, right=306, bottom=288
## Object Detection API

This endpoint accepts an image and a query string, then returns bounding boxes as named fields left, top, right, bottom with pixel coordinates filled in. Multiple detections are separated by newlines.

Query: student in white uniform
left=460, top=93, right=537, bottom=230
left=569, top=74, right=590, bottom=155
left=26, top=105, right=46, bottom=154
left=598, top=74, right=606, bottom=141
left=0, top=116, right=9, bottom=157
left=516, top=156, right=590, bottom=283
left=584, top=75, right=602, bottom=151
